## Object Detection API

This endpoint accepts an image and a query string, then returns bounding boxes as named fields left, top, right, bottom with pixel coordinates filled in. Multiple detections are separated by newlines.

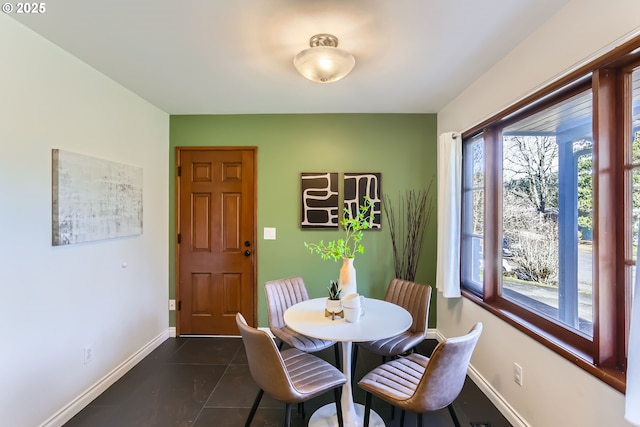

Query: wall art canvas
left=301, top=172, right=339, bottom=228
left=52, top=149, right=143, bottom=246
left=344, top=172, right=382, bottom=229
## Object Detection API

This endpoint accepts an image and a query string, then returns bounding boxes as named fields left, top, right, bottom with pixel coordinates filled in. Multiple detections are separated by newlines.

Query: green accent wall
left=169, top=114, right=438, bottom=328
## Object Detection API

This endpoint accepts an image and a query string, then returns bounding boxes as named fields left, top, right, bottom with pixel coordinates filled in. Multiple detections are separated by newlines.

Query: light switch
left=264, top=227, right=276, bottom=240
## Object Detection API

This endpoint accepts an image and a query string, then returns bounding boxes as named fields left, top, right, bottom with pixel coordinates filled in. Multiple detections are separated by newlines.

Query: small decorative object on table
left=325, top=280, right=343, bottom=320
left=343, top=293, right=365, bottom=323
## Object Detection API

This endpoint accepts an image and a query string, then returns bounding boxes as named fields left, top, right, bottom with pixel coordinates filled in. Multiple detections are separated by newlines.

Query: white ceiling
left=11, top=0, right=570, bottom=115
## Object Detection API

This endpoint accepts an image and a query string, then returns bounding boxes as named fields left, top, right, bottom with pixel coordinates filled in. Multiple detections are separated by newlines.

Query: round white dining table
left=283, top=297, right=412, bottom=427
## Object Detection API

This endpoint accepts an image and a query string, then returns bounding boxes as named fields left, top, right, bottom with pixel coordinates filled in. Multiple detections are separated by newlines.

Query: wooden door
left=177, top=148, right=256, bottom=334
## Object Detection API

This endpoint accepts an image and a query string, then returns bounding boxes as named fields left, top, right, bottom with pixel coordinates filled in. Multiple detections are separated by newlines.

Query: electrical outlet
left=84, top=346, right=93, bottom=365
left=169, top=299, right=176, bottom=310
left=513, top=362, right=523, bottom=386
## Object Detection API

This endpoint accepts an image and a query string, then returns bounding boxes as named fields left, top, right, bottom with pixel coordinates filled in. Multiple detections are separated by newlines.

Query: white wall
left=0, top=15, right=169, bottom=427
left=437, top=0, right=640, bottom=426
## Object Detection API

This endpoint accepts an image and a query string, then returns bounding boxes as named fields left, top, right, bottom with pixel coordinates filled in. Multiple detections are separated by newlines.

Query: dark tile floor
left=64, top=337, right=512, bottom=427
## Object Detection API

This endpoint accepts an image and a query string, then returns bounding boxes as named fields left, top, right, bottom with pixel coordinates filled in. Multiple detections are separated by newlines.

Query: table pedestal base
left=308, top=403, right=385, bottom=427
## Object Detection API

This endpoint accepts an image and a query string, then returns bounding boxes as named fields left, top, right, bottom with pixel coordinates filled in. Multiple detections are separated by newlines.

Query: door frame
left=175, top=146, right=258, bottom=335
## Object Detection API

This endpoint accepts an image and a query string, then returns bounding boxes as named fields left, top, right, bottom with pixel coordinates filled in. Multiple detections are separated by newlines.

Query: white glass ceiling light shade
left=293, top=34, right=355, bottom=83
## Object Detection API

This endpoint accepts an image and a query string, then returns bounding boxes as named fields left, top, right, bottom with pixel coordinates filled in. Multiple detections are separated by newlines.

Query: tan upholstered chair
left=265, top=276, right=340, bottom=364
left=236, top=313, right=347, bottom=427
left=358, top=323, right=483, bottom=427
left=353, top=279, right=432, bottom=375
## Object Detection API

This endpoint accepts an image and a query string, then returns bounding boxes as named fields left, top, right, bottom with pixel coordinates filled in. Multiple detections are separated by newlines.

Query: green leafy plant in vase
left=305, top=197, right=374, bottom=298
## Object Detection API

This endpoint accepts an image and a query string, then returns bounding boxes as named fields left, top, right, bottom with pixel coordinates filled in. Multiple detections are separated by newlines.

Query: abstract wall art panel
left=301, top=172, right=339, bottom=228
left=344, top=172, right=382, bottom=229
left=52, top=149, right=143, bottom=245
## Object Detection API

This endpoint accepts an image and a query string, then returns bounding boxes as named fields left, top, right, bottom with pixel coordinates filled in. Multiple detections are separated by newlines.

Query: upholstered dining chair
left=265, top=276, right=340, bottom=365
left=352, top=278, right=432, bottom=377
left=358, top=322, right=483, bottom=427
left=236, top=313, right=347, bottom=427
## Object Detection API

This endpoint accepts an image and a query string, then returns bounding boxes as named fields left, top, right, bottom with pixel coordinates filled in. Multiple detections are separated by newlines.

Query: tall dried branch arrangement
left=383, top=179, right=434, bottom=281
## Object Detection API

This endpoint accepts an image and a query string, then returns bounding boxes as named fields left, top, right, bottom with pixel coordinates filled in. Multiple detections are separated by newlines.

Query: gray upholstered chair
left=358, top=323, right=483, bottom=427
left=236, top=313, right=346, bottom=427
left=353, top=278, right=432, bottom=376
left=265, top=276, right=340, bottom=365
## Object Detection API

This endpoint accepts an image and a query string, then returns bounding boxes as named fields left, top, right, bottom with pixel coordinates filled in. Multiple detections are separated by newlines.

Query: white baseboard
left=466, top=364, right=530, bottom=427
left=426, top=328, right=440, bottom=340
left=41, top=327, right=528, bottom=427
left=40, top=330, right=169, bottom=427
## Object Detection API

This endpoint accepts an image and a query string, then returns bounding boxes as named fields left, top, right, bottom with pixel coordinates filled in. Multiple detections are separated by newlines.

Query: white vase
left=339, top=257, right=357, bottom=297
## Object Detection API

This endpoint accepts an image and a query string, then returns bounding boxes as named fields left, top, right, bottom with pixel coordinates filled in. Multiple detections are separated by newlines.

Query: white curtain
left=436, top=131, right=462, bottom=298
left=626, top=221, right=640, bottom=425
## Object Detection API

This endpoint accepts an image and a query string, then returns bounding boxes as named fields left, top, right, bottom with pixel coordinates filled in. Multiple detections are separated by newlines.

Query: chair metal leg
left=363, top=392, right=372, bottom=427
left=334, top=342, right=341, bottom=367
left=399, top=409, right=405, bottom=427
left=300, top=402, right=305, bottom=419
left=245, top=389, right=264, bottom=427
left=278, top=340, right=284, bottom=350
left=417, top=412, right=423, bottom=427
left=334, top=388, right=344, bottom=427
left=284, top=403, right=292, bottom=427
left=447, top=403, right=461, bottom=427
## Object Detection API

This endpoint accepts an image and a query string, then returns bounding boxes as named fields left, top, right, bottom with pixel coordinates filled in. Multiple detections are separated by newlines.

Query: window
left=501, top=89, right=594, bottom=338
left=461, top=134, right=485, bottom=296
left=626, top=67, right=640, bottom=340
left=460, top=37, right=640, bottom=392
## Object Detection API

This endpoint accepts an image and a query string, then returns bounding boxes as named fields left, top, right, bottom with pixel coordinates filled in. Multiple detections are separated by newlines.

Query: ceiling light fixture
left=293, top=34, right=355, bottom=83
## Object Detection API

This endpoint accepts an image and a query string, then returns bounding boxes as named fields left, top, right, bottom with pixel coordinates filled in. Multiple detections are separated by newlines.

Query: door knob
left=244, top=250, right=251, bottom=256
left=244, top=241, right=251, bottom=247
